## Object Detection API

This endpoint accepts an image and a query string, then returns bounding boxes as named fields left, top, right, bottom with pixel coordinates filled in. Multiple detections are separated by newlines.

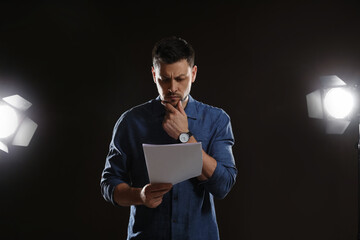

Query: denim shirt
left=101, top=95, right=237, bottom=240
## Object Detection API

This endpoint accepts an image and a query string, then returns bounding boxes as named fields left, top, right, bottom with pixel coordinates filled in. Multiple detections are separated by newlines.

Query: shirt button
left=173, top=196, right=178, bottom=201
left=172, top=219, right=177, bottom=223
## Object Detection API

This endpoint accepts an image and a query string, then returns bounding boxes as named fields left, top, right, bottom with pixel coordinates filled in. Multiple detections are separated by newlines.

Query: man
left=100, top=36, right=237, bottom=240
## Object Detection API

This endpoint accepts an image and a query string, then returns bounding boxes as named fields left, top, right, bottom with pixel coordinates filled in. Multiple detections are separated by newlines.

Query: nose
left=168, top=79, right=177, bottom=93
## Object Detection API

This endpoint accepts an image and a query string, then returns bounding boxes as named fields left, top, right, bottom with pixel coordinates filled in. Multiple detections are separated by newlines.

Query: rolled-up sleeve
left=200, top=111, right=237, bottom=199
left=100, top=113, right=131, bottom=206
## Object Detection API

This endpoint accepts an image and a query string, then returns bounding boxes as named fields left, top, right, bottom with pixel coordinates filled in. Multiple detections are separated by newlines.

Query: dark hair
left=152, top=36, right=195, bottom=68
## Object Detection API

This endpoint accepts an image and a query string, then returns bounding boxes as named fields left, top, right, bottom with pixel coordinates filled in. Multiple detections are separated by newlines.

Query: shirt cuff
left=197, top=161, right=224, bottom=186
left=102, top=179, right=127, bottom=207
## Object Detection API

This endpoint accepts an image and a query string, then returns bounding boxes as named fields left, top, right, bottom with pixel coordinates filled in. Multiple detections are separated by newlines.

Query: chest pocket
left=187, top=119, right=210, bottom=152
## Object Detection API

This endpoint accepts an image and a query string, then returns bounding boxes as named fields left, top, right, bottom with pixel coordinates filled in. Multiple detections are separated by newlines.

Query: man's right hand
left=140, top=183, right=173, bottom=208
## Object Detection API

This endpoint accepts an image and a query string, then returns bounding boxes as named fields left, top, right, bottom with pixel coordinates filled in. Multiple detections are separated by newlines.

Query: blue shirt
left=101, top=95, right=237, bottom=240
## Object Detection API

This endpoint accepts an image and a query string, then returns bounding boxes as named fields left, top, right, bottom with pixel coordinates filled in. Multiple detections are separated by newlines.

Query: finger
left=163, top=113, right=170, bottom=121
left=177, top=100, right=186, bottom=115
left=151, top=193, right=166, bottom=199
left=161, top=100, right=169, bottom=106
left=147, top=186, right=172, bottom=197
left=163, top=102, right=178, bottom=113
left=153, top=183, right=173, bottom=188
left=150, top=198, right=163, bottom=208
left=152, top=186, right=172, bottom=195
left=163, top=119, right=176, bottom=130
left=146, top=198, right=161, bottom=208
left=151, top=191, right=170, bottom=198
left=149, top=183, right=173, bottom=192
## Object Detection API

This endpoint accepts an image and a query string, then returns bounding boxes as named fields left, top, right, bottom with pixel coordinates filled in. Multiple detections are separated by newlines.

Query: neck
left=181, top=95, right=189, bottom=109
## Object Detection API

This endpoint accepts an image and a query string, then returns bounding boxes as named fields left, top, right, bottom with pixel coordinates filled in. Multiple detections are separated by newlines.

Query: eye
left=160, top=77, right=170, bottom=82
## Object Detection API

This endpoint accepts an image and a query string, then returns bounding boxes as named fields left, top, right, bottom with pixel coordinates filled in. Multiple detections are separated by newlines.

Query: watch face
left=179, top=133, right=189, bottom=143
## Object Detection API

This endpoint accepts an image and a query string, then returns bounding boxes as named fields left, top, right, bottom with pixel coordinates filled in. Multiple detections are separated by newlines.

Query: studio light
left=306, top=75, right=360, bottom=240
left=306, top=75, right=357, bottom=134
left=0, top=104, right=18, bottom=138
left=323, top=88, right=354, bottom=119
left=0, top=94, right=38, bottom=153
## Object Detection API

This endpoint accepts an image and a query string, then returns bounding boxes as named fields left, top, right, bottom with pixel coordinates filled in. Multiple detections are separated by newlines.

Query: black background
left=0, top=1, right=359, bottom=239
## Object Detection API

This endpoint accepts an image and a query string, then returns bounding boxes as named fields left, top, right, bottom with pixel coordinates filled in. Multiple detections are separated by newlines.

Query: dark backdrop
left=0, top=1, right=359, bottom=239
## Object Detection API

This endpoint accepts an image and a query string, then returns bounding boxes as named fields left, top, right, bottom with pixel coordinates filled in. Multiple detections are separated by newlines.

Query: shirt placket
left=171, top=183, right=180, bottom=239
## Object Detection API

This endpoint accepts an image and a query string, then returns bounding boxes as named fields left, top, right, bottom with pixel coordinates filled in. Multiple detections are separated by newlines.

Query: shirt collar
left=152, top=95, right=198, bottom=120
left=184, top=95, right=197, bottom=120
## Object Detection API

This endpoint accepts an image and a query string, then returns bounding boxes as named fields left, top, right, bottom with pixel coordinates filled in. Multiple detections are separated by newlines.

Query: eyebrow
left=160, top=74, right=187, bottom=79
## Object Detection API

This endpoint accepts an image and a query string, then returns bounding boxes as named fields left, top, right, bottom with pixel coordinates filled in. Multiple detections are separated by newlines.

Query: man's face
left=152, top=59, right=197, bottom=107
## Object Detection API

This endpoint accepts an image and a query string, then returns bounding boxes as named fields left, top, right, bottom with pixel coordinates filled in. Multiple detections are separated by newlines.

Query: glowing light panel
left=0, top=141, right=8, bottom=153
left=0, top=105, right=18, bottom=138
left=12, top=117, right=38, bottom=146
left=323, top=88, right=354, bottom=119
left=2, top=94, right=32, bottom=111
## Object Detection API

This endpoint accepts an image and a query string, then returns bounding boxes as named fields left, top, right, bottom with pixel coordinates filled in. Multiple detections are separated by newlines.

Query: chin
left=170, top=100, right=179, bottom=107
left=163, top=97, right=181, bottom=106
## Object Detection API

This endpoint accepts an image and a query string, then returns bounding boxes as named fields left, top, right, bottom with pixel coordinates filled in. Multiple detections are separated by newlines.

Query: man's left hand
left=162, top=100, right=189, bottom=140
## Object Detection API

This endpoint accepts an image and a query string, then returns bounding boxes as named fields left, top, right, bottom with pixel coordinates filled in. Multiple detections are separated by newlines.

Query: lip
left=166, top=96, right=181, bottom=99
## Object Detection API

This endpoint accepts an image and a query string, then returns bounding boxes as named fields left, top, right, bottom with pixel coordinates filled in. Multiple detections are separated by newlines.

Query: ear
left=191, top=65, right=197, bottom=83
left=151, top=66, right=156, bottom=84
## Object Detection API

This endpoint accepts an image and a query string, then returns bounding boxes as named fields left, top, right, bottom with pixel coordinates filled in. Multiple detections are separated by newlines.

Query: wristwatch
left=179, top=131, right=193, bottom=143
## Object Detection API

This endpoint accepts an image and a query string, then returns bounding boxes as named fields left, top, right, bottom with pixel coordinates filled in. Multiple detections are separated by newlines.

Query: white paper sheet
left=142, top=142, right=203, bottom=185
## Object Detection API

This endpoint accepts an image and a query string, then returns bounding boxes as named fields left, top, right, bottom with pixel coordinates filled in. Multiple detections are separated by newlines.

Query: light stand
left=358, top=126, right=360, bottom=240
left=356, top=91, right=360, bottom=240
left=350, top=84, right=360, bottom=240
